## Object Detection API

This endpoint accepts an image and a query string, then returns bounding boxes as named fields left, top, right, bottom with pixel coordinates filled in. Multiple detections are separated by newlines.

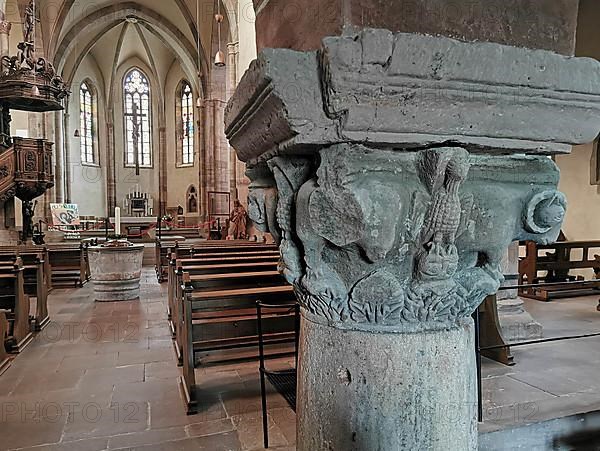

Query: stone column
left=227, top=42, right=240, bottom=203
left=158, top=125, right=167, bottom=216
left=497, top=243, right=543, bottom=342
left=0, top=19, right=10, bottom=58
left=202, top=99, right=229, bottom=218
left=53, top=111, right=64, bottom=203
left=62, top=110, right=72, bottom=202
left=106, top=119, right=116, bottom=214
left=226, top=30, right=600, bottom=450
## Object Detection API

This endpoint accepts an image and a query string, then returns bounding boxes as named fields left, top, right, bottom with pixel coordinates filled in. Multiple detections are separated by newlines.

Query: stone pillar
left=62, top=110, right=72, bottom=202
left=227, top=42, right=240, bottom=204
left=202, top=99, right=229, bottom=219
left=0, top=20, right=10, bottom=58
left=158, top=125, right=167, bottom=216
left=226, top=29, right=600, bottom=450
left=497, top=243, right=543, bottom=342
left=106, top=120, right=116, bottom=214
left=53, top=111, right=64, bottom=203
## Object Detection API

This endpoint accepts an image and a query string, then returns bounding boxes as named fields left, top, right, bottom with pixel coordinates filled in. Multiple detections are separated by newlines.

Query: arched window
left=176, top=80, right=194, bottom=166
left=123, top=68, right=152, bottom=167
left=79, top=81, right=96, bottom=165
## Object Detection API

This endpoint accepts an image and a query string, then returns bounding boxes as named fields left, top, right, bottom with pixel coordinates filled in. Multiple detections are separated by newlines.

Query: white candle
left=115, top=207, right=121, bottom=236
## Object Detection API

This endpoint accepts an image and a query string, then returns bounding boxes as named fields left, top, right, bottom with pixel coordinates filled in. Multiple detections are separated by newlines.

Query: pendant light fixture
left=214, top=0, right=226, bottom=67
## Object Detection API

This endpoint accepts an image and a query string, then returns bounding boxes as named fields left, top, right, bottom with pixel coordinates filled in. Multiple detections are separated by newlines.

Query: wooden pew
left=46, top=243, right=89, bottom=287
left=0, top=310, right=11, bottom=375
left=155, top=240, right=195, bottom=283
left=178, top=270, right=296, bottom=414
left=167, top=251, right=279, bottom=334
left=518, top=240, right=600, bottom=301
left=0, top=250, right=49, bottom=331
left=168, top=253, right=281, bottom=360
left=0, top=259, right=32, bottom=353
left=190, top=244, right=278, bottom=258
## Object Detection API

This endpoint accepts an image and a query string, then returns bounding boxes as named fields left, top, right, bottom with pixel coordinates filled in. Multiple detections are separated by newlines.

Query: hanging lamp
left=214, top=1, right=226, bottom=67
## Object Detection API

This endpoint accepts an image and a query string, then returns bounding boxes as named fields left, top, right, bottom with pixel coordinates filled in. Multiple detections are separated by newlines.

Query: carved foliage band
left=252, top=144, right=565, bottom=332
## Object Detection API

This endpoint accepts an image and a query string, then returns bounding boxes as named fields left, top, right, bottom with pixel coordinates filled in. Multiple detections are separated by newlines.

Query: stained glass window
left=123, top=69, right=152, bottom=167
left=80, top=82, right=95, bottom=164
left=180, top=82, right=194, bottom=165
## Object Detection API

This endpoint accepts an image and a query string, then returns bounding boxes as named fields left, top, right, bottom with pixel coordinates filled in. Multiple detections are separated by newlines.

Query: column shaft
left=298, top=314, right=476, bottom=450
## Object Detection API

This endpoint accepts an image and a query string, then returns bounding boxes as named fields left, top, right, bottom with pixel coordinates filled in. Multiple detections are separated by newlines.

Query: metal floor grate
left=265, top=368, right=296, bottom=411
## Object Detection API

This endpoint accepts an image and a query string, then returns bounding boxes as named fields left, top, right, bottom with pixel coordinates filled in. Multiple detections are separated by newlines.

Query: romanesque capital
left=226, top=29, right=600, bottom=332
left=246, top=144, right=564, bottom=332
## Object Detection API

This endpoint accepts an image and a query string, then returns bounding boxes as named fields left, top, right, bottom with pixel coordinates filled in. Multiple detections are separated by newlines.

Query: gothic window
left=79, top=81, right=96, bottom=165
left=176, top=80, right=195, bottom=167
left=123, top=68, right=152, bottom=167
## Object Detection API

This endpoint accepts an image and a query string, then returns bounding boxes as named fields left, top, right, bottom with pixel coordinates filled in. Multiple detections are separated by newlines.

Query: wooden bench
left=0, top=310, right=11, bottom=375
left=0, top=259, right=33, bottom=353
left=178, top=269, right=296, bottom=414
left=155, top=240, right=195, bottom=282
left=189, top=243, right=279, bottom=257
left=518, top=240, right=600, bottom=301
left=46, top=243, right=89, bottom=287
left=0, top=250, right=49, bottom=331
left=168, top=253, right=281, bottom=360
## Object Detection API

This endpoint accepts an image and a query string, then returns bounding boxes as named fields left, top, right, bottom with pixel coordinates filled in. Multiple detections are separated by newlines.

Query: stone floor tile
left=106, top=426, right=187, bottom=449
left=0, top=409, right=67, bottom=450
left=61, top=401, right=149, bottom=441
left=185, top=417, right=235, bottom=438
left=232, top=410, right=289, bottom=450
left=110, top=432, right=242, bottom=451
left=11, top=437, right=109, bottom=451
left=144, top=361, right=180, bottom=380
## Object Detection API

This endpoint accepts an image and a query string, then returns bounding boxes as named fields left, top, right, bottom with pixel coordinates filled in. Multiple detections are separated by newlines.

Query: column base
left=498, top=298, right=543, bottom=343
left=297, top=313, right=477, bottom=451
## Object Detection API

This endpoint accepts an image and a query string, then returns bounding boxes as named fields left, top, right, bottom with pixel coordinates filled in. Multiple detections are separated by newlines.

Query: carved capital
left=230, top=30, right=600, bottom=333
left=251, top=144, right=564, bottom=332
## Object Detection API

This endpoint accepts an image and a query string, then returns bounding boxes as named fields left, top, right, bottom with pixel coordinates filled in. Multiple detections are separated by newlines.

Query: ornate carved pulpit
left=0, top=0, right=68, bottom=242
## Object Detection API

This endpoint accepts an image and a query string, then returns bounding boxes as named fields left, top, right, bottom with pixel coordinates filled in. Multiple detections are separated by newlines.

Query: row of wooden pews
left=166, top=241, right=297, bottom=414
left=0, top=242, right=91, bottom=375
left=155, top=238, right=195, bottom=283
left=518, top=239, right=600, bottom=301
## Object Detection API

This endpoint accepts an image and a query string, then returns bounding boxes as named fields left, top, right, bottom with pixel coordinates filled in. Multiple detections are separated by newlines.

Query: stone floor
left=480, top=294, right=600, bottom=434
left=0, top=268, right=295, bottom=451
left=2, top=269, right=600, bottom=450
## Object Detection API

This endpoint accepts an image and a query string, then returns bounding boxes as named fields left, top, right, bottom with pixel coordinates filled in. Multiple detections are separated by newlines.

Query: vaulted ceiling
left=4, top=0, right=238, bottom=96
